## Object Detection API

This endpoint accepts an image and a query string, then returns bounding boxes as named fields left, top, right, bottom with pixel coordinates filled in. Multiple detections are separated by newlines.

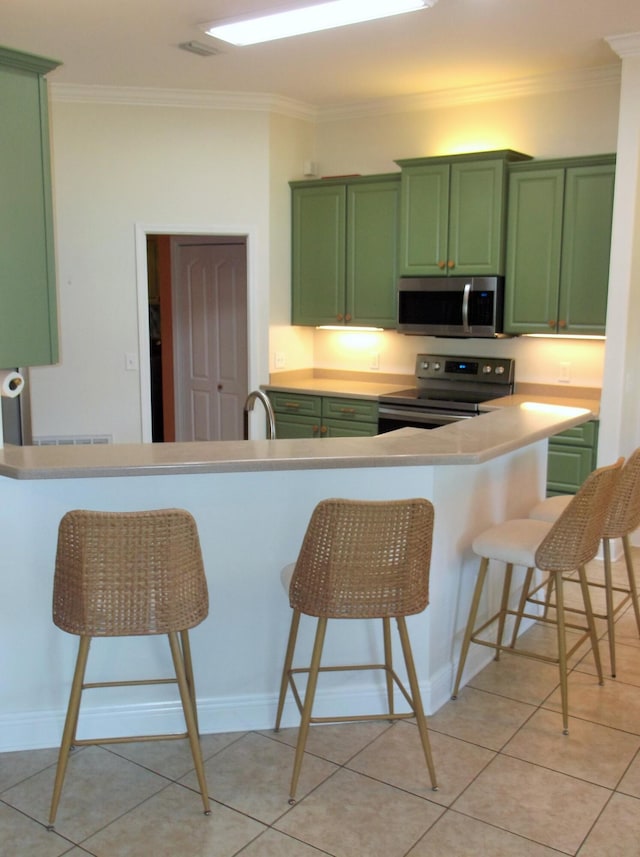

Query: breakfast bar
left=0, top=403, right=592, bottom=753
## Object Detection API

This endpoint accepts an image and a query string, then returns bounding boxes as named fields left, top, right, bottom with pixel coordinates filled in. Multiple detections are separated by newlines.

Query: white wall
left=30, top=99, right=311, bottom=443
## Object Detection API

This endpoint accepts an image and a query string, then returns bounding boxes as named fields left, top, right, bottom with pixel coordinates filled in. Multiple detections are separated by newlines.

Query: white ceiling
left=2, top=0, right=640, bottom=109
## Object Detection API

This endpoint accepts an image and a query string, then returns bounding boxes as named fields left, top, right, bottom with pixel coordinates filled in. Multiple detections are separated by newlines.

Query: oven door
left=377, top=404, right=474, bottom=433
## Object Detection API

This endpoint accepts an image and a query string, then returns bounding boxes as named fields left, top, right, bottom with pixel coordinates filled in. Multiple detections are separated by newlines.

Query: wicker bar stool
left=274, top=498, right=438, bottom=804
left=48, top=509, right=211, bottom=828
left=452, top=458, right=623, bottom=734
left=528, top=447, right=640, bottom=677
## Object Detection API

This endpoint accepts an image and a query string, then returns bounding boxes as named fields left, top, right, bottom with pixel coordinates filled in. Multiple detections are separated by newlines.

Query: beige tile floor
left=2, top=552, right=640, bottom=857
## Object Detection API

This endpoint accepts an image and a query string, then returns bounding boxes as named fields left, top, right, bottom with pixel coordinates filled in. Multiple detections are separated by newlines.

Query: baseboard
left=0, top=665, right=487, bottom=753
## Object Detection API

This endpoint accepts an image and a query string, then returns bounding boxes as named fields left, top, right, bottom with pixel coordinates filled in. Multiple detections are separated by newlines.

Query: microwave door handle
left=462, top=282, right=471, bottom=333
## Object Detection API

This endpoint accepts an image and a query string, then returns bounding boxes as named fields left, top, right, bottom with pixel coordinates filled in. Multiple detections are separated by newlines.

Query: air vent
left=33, top=435, right=112, bottom=446
left=179, top=40, right=222, bottom=57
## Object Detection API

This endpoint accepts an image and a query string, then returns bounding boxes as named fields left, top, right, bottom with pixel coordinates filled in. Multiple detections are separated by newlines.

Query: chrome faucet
left=244, top=390, right=276, bottom=440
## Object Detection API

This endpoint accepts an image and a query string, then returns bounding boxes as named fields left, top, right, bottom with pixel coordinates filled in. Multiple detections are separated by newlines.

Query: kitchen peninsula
left=0, top=403, right=593, bottom=753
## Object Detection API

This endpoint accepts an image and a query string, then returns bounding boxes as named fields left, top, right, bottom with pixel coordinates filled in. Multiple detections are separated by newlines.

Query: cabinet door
left=0, top=57, right=59, bottom=366
left=291, top=184, right=346, bottom=325
left=273, top=414, right=320, bottom=439
left=346, top=180, right=399, bottom=327
left=398, top=164, right=449, bottom=275
left=504, top=169, right=564, bottom=335
left=558, top=165, right=614, bottom=336
left=547, top=443, right=595, bottom=495
left=323, top=419, right=378, bottom=438
left=448, top=159, right=506, bottom=276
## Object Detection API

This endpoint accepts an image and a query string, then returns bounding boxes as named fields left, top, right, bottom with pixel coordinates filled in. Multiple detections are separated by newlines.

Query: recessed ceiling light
left=202, top=0, right=436, bottom=47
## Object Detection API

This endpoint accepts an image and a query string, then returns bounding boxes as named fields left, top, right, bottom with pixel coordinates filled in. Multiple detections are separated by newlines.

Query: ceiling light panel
left=202, top=0, right=436, bottom=47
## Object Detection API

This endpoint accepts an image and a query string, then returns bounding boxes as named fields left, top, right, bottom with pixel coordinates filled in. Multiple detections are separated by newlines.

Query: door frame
left=134, top=222, right=263, bottom=443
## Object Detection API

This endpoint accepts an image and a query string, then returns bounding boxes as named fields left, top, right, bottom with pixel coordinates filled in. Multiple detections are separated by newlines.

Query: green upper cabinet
left=396, top=150, right=530, bottom=277
left=504, top=155, right=615, bottom=336
left=291, top=174, right=400, bottom=327
left=0, top=45, right=61, bottom=367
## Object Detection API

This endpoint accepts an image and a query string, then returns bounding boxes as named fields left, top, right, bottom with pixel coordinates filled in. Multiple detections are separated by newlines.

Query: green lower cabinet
left=546, top=420, right=598, bottom=495
left=268, top=391, right=378, bottom=439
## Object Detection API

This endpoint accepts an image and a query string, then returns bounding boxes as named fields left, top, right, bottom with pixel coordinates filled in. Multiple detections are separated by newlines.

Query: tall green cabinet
left=504, top=155, right=615, bottom=335
left=291, top=174, right=400, bottom=327
left=0, top=45, right=60, bottom=367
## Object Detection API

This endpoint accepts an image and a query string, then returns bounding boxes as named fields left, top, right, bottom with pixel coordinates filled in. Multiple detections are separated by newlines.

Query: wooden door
left=172, top=237, right=248, bottom=441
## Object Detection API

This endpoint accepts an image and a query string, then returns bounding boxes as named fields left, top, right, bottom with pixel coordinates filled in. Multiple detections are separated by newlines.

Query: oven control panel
left=415, top=354, right=515, bottom=385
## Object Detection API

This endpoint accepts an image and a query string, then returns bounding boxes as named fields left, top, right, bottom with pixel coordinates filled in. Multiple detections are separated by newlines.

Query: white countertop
left=0, top=403, right=592, bottom=480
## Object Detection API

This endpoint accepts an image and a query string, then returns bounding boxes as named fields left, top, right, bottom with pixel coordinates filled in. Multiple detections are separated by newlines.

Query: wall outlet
left=559, top=362, right=571, bottom=383
left=125, top=352, right=138, bottom=371
left=274, top=351, right=286, bottom=369
left=369, top=352, right=380, bottom=370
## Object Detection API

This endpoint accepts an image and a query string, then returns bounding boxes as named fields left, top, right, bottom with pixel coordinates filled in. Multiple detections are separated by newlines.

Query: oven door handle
left=462, top=281, right=471, bottom=333
left=378, top=406, right=474, bottom=425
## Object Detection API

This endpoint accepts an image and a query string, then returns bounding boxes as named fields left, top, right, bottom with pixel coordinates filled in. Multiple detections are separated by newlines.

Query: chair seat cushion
left=472, top=518, right=553, bottom=566
left=281, top=562, right=296, bottom=594
left=529, top=495, right=571, bottom=523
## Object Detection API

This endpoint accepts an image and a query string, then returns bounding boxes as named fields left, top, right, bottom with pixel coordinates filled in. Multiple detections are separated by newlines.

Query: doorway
left=146, top=234, right=248, bottom=442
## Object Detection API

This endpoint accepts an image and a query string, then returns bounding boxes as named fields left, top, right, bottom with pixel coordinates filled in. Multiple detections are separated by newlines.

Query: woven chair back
left=288, top=498, right=434, bottom=619
left=603, top=447, right=640, bottom=539
left=535, top=458, right=623, bottom=573
left=53, top=509, right=208, bottom=636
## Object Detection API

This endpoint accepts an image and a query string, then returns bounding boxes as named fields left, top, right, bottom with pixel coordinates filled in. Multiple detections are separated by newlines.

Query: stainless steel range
left=378, top=353, right=515, bottom=433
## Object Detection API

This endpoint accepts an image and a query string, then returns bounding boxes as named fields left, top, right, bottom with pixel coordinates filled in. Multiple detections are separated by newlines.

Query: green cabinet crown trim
left=395, top=150, right=532, bottom=169
left=504, top=154, right=615, bottom=336
left=0, top=45, right=61, bottom=367
left=291, top=173, right=400, bottom=328
left=0, top=45, right=60, bottom=75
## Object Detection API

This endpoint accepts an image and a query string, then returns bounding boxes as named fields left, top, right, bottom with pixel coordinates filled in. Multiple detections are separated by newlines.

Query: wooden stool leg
left=577, top=565, right=604, bottom=686
left=602, top=539, right=617, bottom=677
left=452, top=557, right=489, bottom=699
left=383, top=617, right=394, bottom=717
left=289, top=617, right=327, bottom=804
left=396, top=617, right=438, bottom=790
left=274, top=610, right=301, bottom=732
left=622, top=534, right=640, bottom=636
left=180, top=629, right=199, bottom=734
left=494, top=563, right=513, bottom=661
left=168, top=632, right=211, bottom=815
left=554, top=572, right=570, bottom=735
left=510, top=566, right=534, bottom=647
left=48, top=636, right=91, bottom=829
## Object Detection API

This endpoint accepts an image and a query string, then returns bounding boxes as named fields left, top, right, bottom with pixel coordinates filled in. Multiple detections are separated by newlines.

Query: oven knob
left=495, top=365, right=505, bottom=375
left=482, top=364, right=492, bottom=374
left=433, top=362, right=441, bottom=371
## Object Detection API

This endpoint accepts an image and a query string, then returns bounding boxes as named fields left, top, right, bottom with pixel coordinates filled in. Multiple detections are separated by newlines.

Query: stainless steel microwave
left=397, top=276, right=506, bottom=338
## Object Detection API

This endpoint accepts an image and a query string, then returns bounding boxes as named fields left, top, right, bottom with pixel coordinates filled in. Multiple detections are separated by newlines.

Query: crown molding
left=50, top=63, right=621, bottom=123
left=315, top=64, right=622, bottom=122
left=605, top=32, right=640, bottom=58
left=50, top=83, right=316, bottom=120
